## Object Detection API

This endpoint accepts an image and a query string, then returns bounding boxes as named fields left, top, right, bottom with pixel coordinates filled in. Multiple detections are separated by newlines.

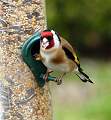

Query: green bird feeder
left=21, top=32, right=56, bottom=87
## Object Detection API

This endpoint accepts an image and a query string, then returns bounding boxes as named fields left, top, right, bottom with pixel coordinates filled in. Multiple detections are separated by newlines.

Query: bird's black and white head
left=40, top=29, right=61, bottom=50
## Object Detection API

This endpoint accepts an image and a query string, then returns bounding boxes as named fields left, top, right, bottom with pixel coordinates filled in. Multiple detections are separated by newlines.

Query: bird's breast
left=40, top=47, right=76, bottom=72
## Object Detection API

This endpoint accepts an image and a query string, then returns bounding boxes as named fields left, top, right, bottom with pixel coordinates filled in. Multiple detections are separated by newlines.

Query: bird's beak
left=41, top=38, right=49, bottom=49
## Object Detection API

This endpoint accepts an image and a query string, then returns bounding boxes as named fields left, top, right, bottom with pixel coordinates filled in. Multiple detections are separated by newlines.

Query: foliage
left=46, top=0, right=111, bottom=57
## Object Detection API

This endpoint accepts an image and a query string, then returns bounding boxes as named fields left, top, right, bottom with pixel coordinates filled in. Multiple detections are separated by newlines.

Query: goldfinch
left=37, top=29, right=93, bottom=85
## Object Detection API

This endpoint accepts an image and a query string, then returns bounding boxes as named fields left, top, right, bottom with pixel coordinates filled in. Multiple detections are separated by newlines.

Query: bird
left=35, top=29, right=93, bottom=85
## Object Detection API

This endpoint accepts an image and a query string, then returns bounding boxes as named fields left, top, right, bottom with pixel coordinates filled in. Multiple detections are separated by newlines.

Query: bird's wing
left=60, top=36, right=80, bottom=65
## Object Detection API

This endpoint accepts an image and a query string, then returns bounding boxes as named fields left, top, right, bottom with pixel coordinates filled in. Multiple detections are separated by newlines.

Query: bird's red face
left=41, top=31, right=55, bottom=49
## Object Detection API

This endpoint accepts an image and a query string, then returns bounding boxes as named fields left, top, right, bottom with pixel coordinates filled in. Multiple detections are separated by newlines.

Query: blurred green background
left=46, top=0, right=111, bottom=58
left=46, top=0, right=111, bottom=120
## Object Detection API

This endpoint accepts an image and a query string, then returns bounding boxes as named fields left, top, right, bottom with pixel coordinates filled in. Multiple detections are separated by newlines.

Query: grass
left=50, top=59, right=111, bottom=120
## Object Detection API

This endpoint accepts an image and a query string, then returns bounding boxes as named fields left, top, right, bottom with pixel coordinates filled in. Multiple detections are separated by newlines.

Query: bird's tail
left=76, top=65, right=93, bottom=83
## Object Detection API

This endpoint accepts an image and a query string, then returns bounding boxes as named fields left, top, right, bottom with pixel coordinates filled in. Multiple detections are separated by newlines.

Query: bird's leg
left=48, top=69, right=53, bottom=74
left=43, top=69, right=53, bottom=81
left=55, top=73, right=66, bottom=85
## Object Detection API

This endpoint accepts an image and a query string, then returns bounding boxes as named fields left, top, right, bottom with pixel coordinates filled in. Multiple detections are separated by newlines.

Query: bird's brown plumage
left=60, top=36, right=80, bottom=65
left=39, top=30, right=93, bottom=84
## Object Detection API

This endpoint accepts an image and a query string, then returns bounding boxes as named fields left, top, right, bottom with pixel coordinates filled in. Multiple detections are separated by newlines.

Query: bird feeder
left=21, top=31, right=56, bottom=87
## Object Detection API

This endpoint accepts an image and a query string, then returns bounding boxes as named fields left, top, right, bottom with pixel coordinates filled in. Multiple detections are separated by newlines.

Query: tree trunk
left=0, top=0, right=52, bottom=120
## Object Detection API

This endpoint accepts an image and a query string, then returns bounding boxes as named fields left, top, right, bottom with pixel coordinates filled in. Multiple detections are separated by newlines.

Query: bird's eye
left=47, top=36, right=52, bottom=41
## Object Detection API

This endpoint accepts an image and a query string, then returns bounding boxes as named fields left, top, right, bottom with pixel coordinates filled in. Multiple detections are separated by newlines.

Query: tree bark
left=0, top=0, right=52, bottom=120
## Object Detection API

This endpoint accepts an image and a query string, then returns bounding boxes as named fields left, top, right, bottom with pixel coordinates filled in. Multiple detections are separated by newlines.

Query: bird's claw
left=43, top=69, right=53, bottom=82
left=54, top=77, right=62, bottom=85
left=43, top=73, right=48, bottom=82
